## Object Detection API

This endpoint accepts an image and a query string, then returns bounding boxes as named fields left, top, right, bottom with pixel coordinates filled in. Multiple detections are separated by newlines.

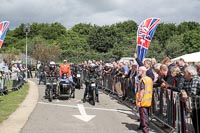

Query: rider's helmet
left=50, top=61, right=55, bottom=65
left=62, top=73, right=68, bottom=79
left=49, top=61, right=56, bottom=71
left=89, top=63, right=96, bottom=72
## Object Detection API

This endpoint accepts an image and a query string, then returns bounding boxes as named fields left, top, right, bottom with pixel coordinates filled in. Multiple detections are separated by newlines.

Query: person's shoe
left=96, top=94, right=99, bottom=103
left=82, top=98, right=86, bottom=103
left=137, top=126, right=142, bottom=130
left=122, top=96, right=127, bottom=101
left=96, top=98, right=99, bottom=103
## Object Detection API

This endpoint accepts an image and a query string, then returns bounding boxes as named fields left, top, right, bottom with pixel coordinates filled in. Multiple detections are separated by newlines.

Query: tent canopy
left=172, top=52, right=200, bottom=62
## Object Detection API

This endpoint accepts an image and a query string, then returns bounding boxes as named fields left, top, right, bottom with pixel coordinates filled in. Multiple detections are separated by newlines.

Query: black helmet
left=62, top=73, right=68, bottom=79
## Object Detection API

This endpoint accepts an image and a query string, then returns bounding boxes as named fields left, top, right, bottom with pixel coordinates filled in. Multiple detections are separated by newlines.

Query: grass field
left=0, top=81, right=29, bottom=123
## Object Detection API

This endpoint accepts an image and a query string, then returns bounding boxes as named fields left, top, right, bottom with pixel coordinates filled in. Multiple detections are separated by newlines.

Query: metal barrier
left=80, top=67, right=199, bottom=133
left=0, top=72, right=26, bottom=94
left=12, top=72, right=25, bottom=90
left=151, top=88, right=199, bottom=133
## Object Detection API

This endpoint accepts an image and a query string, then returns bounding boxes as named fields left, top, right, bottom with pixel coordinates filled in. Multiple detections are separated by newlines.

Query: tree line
left=1, top=20, right=200, bottom=63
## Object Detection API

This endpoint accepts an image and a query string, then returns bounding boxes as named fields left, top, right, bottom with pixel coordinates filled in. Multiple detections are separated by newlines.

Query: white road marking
left=38, top=102, right=133, bottom=115
left=38, top=102, right=77, bottom=108
left=55, top=99, right=60, bottom=102
left=54, top=98, right=81, bottom=103
left=73, top=104, right=96, bottom=122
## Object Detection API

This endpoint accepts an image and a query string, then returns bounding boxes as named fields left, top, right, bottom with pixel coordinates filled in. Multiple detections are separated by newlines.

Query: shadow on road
left=121, top=122, right=138, bottom=131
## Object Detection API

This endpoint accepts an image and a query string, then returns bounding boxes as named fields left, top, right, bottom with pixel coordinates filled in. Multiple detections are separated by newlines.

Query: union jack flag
left=0, top=21, right=10, bottom=48
left=136, top=18, right=160, bottom=62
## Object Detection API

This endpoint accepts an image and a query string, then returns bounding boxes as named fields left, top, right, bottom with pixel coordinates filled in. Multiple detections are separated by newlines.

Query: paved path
left=0, top=80, right=39, bottom=133
left=0, top=79, right=162, bottom=133
left=21, top=79, right=159, bottom=133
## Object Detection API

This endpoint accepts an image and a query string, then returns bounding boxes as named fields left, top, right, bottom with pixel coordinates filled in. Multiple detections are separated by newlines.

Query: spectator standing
left=177, top=58, right=187, bottom=74
left=136, top=66, right=153, bottom=133
left=27, top=64, right=33, bottom=78
left=127, top=63, right=138, bottom=98
left=111, top=62, right=118, bottom=92
left=119, top=62, right=129, bottom=100
left=35, top=61, right=40, bottom=78
left=182, top=66, right=200, bottom=133
left=134, top=53, right=155, bottom=81
left=151, top=58, right=157, bottom=67
left=11, top=63, right=20, bottom=90
left=161, top=57, right=175, bottom=71
left=162, top=66, right=186, bottom=131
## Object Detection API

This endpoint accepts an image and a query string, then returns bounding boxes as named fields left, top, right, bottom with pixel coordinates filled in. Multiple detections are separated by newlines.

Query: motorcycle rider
left=82, top=63, right=100, bottom=103
left=60, top=60, right=71, bottom=78
left=59, top=60, right=75, bottom=86
left=45, top=61, right=58, bottom=97
left=47, top=61, right=59, bottom=77
left=72, top=63, right=82, bottom=88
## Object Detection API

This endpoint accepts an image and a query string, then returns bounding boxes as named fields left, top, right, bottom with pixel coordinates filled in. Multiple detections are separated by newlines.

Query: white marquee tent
left=172, top=52, right=200, bottom=62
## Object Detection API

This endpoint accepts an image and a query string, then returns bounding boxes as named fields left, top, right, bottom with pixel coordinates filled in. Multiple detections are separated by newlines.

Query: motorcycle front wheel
left=48, top=86, right=53, bottom=102
left=92, top=89, right=95, bottom=106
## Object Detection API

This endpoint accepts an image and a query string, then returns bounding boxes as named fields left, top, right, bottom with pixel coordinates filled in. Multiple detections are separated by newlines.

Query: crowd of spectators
left=1, top=56, right=200, bottom=132
left=80, top=56, right=200, bottom=133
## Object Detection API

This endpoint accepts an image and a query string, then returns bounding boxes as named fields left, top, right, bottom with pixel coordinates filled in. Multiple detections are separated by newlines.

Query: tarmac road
left=1, top=78, right=160, bottom=133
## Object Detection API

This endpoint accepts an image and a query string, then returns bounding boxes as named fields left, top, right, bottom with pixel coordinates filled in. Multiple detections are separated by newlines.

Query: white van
left=119, top=57, right=136, bottom=63
left=119, top=57, right=151, bottom=64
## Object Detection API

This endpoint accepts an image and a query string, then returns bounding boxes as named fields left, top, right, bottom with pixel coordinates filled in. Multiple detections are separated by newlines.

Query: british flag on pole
left=136, top=18, right=160, bottom=62
left=0, top=21, right=10, bottom=48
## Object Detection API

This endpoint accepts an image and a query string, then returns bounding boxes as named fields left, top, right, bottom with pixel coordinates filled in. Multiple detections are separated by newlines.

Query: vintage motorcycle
left=45, top=75, right=58, bottom=102
left=86, top=78, right=101, bottom=106
left=73, top=65, right=82, bottom=89
left=57, top=73, right=75, bottom=99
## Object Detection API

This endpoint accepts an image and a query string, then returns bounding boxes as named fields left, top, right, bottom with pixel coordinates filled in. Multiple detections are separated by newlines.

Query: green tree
left=1, top=20, right=200, bottom=63
left=147, top=40, right=166, bottom=62
left=183, top=30, right=200, bottom=53
left=154, top=23, right=177, bottom=46
left=88, top=26, right=115, bottom=52
left=165, top=34, right=185, bottom=58
left=71, top=23, right=94, bottom=35
left=177, top=21, right=200, bottom=35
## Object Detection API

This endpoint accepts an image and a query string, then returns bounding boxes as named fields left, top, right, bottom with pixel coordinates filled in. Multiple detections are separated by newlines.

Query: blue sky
left=0, top=0, right=199, bottom=29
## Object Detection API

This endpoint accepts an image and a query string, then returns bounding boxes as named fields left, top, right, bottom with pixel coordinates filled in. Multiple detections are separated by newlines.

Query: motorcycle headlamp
left=91, top=83, right=96, bottom=87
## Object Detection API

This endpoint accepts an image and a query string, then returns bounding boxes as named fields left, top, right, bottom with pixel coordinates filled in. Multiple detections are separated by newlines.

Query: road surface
left=20, top=78, right=159, bottom=133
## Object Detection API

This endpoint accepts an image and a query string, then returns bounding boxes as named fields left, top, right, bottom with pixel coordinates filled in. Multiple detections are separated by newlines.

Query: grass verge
left=0, top=82, right=29, bottom=123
